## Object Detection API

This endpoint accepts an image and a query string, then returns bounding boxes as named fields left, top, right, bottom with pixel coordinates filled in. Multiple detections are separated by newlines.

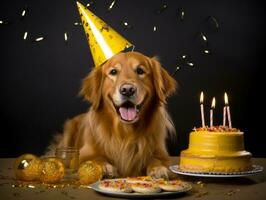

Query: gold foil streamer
left=108, top=0, right=116, bottom=11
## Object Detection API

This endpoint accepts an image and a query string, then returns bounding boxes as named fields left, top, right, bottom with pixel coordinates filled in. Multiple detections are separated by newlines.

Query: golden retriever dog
left=48, top=51, right=177, bottom=178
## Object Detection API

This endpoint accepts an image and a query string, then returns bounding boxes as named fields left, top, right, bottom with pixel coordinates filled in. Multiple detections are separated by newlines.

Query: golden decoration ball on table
left=39, top=157, right=65, bottom=183
left=78, top=160, right=103, bottom=184
left=14, top=154, right=41, bottom=181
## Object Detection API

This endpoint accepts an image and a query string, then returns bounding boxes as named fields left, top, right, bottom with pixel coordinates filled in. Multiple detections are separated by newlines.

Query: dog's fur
left=47, top=52, right=177, bottom=178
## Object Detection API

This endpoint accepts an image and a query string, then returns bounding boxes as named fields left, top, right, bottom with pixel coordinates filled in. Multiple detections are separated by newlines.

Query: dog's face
left=80, top=52, right=176, bottom=124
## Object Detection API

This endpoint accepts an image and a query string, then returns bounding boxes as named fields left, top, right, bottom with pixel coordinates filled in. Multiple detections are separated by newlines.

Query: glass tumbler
left=55, top=147, right=79, bottom=179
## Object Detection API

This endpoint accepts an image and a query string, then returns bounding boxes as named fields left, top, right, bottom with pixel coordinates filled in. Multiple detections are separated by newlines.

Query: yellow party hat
left=76, top=1, right=134, bottom=67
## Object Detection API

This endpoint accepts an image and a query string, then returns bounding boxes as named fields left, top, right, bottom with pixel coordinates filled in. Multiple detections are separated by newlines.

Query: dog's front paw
left=103, top=163, right=119, bottom=178
left=147, top=166, right=170, bottom=179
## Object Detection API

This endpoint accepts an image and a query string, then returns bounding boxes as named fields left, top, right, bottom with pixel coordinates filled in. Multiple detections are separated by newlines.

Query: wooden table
left=1, top=157, right=266, bottom=200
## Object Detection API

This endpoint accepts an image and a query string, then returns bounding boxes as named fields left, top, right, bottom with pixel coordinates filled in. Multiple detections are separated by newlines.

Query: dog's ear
left=79, top=67, right=103, bottom=110
left=149, top=57, right=177, bottom=104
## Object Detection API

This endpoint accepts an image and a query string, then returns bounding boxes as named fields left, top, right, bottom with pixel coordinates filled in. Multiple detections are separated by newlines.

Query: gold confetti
left=27, top=185, right=35, bottom=188
left=0, top=20, right=9, bottom=25
left=181, top=54, right=188, bottom=59
left=187, top=62, right=194, bottom=67
left=74, top=22, right=82, bottom=26
left=196, top=181, right=202, bottom=185
left=64, top=32, right=68, bottom=42
left=200, top=33, right=208, bottom=42
left=34, top=37, right=45, bottom=42
left=172, top=65, right=181, bottom=76
left=177, top=8, right=185, bottom=21
left=108, top=0, right=116, bottom=11
left=123, top=21, right=132, bottom=28
left=21, top=5, right=28, bottom=20
left=21, top=10, right=26, bottom=17
left=204, top=49, right=210, bottom=54
left=23, top=31, right=28, bottom=40
left=86, top=1, right=94, bottom=8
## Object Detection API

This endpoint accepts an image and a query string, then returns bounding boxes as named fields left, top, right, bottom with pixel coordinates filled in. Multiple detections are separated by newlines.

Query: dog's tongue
left=119, top=107, right=137, bottom=121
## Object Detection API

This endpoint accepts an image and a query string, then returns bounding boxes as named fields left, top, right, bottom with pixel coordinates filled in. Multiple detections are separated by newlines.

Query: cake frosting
left=180, top=126, right=252, bottom=173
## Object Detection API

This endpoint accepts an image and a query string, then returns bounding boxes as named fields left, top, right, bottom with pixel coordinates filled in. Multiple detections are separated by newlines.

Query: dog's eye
left=109, top=69, right=117, bottom=75
left=136, top=67, right=145, bottom=75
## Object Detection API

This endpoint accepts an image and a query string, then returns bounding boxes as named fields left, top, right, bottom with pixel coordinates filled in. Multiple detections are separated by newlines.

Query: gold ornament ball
left=78, top=160, right=103, bottom=184
left=14, top=154, right=41, bottom=181
left=39, top=158, right=65, bottom=183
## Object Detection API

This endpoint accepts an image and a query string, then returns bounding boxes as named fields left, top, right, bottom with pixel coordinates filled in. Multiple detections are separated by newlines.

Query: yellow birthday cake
left=180, top=126, right=252, bottom=173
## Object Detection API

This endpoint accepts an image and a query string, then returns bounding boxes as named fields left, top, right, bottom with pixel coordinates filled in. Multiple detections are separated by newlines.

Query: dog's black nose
left=120, top=84, right=136, bottom=97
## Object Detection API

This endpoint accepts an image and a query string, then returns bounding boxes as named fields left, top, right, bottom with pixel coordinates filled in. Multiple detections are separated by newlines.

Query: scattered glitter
left=64, top=32, right=68, bottom=42
left=28, top=185, right=35, bottom=188
left=0, top=20, right=3, bottom=24
left=13, top=192, right=21, bottom=197
left=195, top=191, right=208, bottom=198
left=0, top=182, right=10, bottom=186
left=74, top=22, right=82, bottom=26
left=23, top=31, right=28, bottom=40
left=153, top=26, right=157, bottom=32
left=108, top=0, right=116, bottom=11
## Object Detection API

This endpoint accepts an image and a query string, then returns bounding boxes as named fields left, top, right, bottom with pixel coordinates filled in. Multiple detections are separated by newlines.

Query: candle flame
left=211, top=97, right=216, bottom=109
left=200, top=91, right=204, bottom=104
left=224, top=92, right=229, bottom=105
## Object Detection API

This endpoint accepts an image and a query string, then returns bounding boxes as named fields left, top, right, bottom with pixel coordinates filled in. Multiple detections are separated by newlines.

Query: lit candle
left=210, top=97, right=216, bottom=127
left=200, top=91, right=205, bottom=127
left=223, top=106, right=227, bottom=126
left=224, top=92, right=232, bottom=129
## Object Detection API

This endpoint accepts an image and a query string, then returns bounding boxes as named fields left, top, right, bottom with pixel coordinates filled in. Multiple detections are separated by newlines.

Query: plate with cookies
left=90, top=176, right=192, bottom=198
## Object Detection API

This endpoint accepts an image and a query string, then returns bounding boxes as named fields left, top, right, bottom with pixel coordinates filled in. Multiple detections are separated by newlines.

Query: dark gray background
left=0, top=0, right=264, bottom=157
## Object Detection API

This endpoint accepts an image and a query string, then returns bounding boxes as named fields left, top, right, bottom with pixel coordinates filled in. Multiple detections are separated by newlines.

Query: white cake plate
left=169, top=165, right=263, bottom=178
